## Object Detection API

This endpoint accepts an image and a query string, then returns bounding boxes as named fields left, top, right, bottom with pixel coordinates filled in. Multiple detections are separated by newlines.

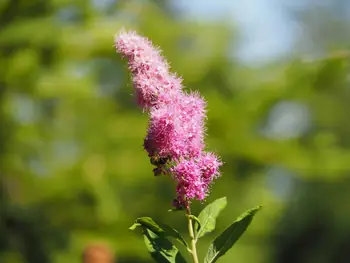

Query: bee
left=171, top=198, right=186, bottom=211
left=150, top=155, right=171, bottom=176
left=150, top=155, right=169, bottom=166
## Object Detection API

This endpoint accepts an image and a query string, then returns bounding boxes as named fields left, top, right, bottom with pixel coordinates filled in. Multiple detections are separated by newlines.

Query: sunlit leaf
left=196, top=197, right=227, bottom=239
left=204, top=206, right=262, bottom=263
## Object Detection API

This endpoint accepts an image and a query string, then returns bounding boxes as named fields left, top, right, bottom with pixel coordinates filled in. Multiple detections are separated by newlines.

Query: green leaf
left=196, top=197, right=227, bottom=239
left=129, top=223, right=141, bottom=230
left=130, top=217, right=188, bottom=248
left=168, top=207, right=185, bottom=212
left=204, top=206, right=262, bottom=263
left=143, top=229, right=187, bottom=263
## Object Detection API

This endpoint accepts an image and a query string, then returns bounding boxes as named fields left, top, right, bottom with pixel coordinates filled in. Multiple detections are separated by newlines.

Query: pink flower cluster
left=115, top=30, right=222, bottom=208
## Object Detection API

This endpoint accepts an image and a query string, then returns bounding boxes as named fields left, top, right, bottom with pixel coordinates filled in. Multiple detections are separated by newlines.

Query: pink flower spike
left=115, top=30, right=223, bottom=206
left=172, top=159, right=207, bottom=201
left=144, top=104, right=183, bottom=158
left=179, top=92, right=207, bottom=158
left=198, top=152, right=223, bottom=184
left=115, top=30, right=183, bottom=109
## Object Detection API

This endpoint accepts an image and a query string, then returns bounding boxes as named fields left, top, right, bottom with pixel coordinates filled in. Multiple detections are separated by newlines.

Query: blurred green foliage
left=1, top=1, right=350, bottom=263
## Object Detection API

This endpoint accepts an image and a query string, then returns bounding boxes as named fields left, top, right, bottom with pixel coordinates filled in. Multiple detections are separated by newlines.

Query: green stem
left=187, top=208, right=199, bottom=263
